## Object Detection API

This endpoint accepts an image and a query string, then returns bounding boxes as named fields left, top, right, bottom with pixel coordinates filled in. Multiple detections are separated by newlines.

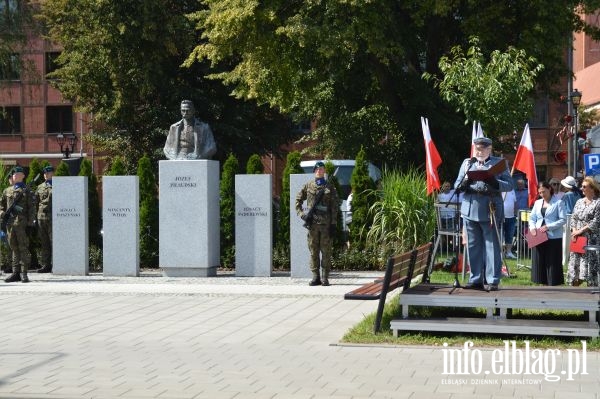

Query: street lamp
left=571, top=89, right=583, bottom=176
left=56, top=133, right=77, bottom=158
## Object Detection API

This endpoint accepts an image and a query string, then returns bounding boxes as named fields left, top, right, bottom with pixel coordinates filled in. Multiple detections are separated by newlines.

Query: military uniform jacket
left=453, top=156, right=513, bottom=222
left=0, top=185, right=35, bottom=227
left=36, top=182, right=52, bottom=220
left=295, top=180, right=339, bottom=225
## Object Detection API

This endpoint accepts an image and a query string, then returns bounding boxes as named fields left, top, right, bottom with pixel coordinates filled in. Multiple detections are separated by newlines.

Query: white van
left=300, top=159, right=382, bottom=200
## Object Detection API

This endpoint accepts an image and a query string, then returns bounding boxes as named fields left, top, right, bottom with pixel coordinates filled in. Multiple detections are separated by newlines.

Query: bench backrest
left=383, top=250, right=416, bottom=296
left=404, top=242, right=433, bottom=290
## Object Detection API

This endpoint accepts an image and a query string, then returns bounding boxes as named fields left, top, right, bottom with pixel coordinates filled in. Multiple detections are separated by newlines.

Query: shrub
left=54, top=161, right=70, bottom=176
left=246, top=154, right=264, bottom=174
left=108, top=157, right=127, bottom=176
left=366, top=168, right=436, bottom=257
left=79, top=158, right=102, bottom=248
left=220, top=153, right=238, bottom=268
left=277, top=151, right=303, bottom=249
left=138, top=155, right=158, bottom=267
left=349, top=148, right=376, bottom=250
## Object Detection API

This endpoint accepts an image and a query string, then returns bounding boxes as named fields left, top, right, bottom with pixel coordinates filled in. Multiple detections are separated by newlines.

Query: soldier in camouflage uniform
left=0, top=173, right=13, bottom=274
left=295, top=161, right=339, bottom=286
left=36, top=165, right=54, bottom=273
left=0, top=166, right=35, bottom=283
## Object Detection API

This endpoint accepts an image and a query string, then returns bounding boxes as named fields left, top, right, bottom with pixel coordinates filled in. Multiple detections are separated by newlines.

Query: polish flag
left=513, top=123, right=538, bottom=207
left=470, top=121, right=485, bottom=157
left=421, top=117, right=442, bottom=195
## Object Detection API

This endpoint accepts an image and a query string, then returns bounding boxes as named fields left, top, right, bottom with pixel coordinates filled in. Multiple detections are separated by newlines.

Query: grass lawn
left=341, top=257, right=600, bottom=350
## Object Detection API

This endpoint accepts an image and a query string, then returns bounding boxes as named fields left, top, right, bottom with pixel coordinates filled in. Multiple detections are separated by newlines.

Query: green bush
left=89, top=244, right=103, bottom=272
left=349, top=148, right=376, bottom=250
left=324, top=160, right=345, bottom=248
left=246, top=154, right=264, bottom=174
left=366, top=168, right=436, bottom=256
left=79, top=158, right=102, bottom=248
left=108, top=157, right=127, bottom=176
left=277, top=151, right=303, bottom=249
left=331, top=247, right=384, bottom=271
left=138, top=155, right=158, bottom=267
left=54, top=161, right=70, bottom=176
left=220, top=153, right=238, bottom=268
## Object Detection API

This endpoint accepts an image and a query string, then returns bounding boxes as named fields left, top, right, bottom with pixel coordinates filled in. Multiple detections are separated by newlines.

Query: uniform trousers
left=307, top=224, right=332, bottom=274
left=464, top=217, right=502, bottom=286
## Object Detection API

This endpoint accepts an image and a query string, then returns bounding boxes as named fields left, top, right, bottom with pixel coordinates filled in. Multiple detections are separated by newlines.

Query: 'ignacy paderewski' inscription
left=163, top=100, right=217, bottom=160
left=237, top=207, right=268, bottom=217
left=56, top=207, right=81, bottom=217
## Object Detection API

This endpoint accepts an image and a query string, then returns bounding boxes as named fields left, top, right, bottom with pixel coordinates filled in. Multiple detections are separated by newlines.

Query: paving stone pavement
left=0, top=270, right=599, bottom=399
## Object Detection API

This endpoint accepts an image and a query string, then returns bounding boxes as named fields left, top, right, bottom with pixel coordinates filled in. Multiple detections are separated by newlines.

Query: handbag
left=525, top=229, right=548, bottom=248
left=570, top=236, right=588, bottom=254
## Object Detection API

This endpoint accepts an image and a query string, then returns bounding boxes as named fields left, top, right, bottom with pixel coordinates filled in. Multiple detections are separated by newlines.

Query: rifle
left=302, top=186, right=326, bottom=229
left=0, top=173, right=40, bottom=240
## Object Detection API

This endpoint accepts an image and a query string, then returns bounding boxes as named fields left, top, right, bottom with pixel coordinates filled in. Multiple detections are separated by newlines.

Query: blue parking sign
left=584, top=153, right=600, bottom=176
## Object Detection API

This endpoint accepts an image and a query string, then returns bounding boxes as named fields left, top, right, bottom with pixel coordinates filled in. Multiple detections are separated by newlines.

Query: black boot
left=37, top=265, right=52, bottom=273
left=21, top=272, right=30, bottom=283
left=309, top=271, right=322, bottom=286
left=5, top=272, right=21, bottom=283
left=322, top=270, right=330, bottom=286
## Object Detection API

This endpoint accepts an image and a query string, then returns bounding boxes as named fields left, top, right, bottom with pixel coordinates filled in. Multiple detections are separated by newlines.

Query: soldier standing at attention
left=36, top=165, right=54, bottom=273
left=0, top=173, right=14, bottom=274
left=295, top=161, right=339, bottom=286
left=0, top=166, right=35, bottom=283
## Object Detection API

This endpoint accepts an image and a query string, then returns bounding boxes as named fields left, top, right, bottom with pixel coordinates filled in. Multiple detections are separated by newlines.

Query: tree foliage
left=39, top=0, right=298, bottom=166
left=137, top=155, right=158, bottom=267
left=187, top=0, right=600, bottom=170
left=108, top=157, right=127, bottom=176
left=424, top=37, right=544, bottom=142
left=220, top=153, right=238, bottom=267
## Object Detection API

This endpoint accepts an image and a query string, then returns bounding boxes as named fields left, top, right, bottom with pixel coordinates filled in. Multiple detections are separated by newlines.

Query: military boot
left=5, top=272, right=21, bottom=283
left=37, top=265, right=52, bottom=273
left=21, top=272, right=30, bottom=283
left=309, top=271, right=322, bottom=286
left=322, top=269, right=330, bottom=286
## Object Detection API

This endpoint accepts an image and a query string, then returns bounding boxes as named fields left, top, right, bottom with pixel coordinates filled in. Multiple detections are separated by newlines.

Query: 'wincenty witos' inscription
left=107, top=208, right=131, bottom=218
left=237, top=206, right=268, bottom=217
left=56, top=208, right=81, bottom=217
left=170, top=176, right=196, bottom=188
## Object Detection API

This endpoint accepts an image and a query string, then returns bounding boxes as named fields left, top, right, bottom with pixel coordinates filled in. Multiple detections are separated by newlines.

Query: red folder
left=570, top=236, right=588, bottom=254
left=525, top=229, right=548, bottom=248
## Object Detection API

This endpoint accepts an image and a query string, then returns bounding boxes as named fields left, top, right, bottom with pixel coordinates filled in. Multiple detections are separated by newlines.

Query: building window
left=0, top=106, right=21, bottom=134
left=46, top=105, right=73, bottom=133
left=0, top=53, right=20, bottom=81
left=45, top=51, right=61, bottom=77
left=528, top=96, right=548, bottom=128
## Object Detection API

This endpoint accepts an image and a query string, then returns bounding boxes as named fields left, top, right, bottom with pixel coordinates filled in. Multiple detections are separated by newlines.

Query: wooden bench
left=344, top=241, right=433, bottom=333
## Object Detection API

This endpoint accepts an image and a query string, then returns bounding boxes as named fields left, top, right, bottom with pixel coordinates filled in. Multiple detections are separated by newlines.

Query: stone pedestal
left=290, top=174, right=313, bottom=278
left=159, top=160, right=220, bottom=277
left=103, top=176, right=139, bottom=276
left=52, top=176, right=89, bottom=275
left=235, top=174, right=272, bottom=277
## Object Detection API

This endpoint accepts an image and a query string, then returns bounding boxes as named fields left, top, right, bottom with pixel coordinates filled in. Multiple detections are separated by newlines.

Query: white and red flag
left=513, top=123, right=538, bottom=207
left=421, top=117, right=442, bottom=195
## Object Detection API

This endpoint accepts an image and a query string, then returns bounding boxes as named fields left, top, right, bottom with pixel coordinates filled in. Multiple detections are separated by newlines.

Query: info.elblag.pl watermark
left=440, top=340, right=588, bottom=385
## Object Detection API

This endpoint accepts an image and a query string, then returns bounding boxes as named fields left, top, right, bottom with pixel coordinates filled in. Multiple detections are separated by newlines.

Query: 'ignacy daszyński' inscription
left=107, top=208, right=131, bottom=218
left=237, top=206, right=268, bottom=217
left=56, top=207, right=81, bottom=217
left=169, top=176, right=197, bottom=188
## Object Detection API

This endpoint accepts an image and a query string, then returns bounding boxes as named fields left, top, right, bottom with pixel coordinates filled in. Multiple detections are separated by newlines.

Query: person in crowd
left=567, top=176, right=600, bottom=287
left=295, top=161, right=339, bottom=286
left=560, top=175, right=582, bottom=215
left=0, top=166, right=35, bottom=283
left=549, top=178, right=563, bottom=199
left=36, top=165, right=54, bottom=273
left=437, top=181, right=457, bottom=231
left=502, top=188, right=518, bottom=259
left=515, top=179, right=529, bottom=212
left=528, top=181, right=566, bottom=285
left=454, top=137, right=513, bottom=291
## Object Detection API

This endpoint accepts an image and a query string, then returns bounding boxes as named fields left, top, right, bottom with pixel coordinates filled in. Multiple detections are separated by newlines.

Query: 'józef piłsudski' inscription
left=107, top=208, right=131, bottom=218
left=56, top=207, right=81, bottom=217
left=169, top=176, right=197, bottom=188
left=237, top=206, right=268, bottom=217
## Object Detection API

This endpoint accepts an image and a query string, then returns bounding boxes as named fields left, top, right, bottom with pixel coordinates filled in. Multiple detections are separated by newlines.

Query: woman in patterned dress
left=567, top=177, right=600, bottom=286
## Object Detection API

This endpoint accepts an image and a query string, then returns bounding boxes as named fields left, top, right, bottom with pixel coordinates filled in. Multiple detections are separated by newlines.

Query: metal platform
left=392, top=283, right=600, bottom=338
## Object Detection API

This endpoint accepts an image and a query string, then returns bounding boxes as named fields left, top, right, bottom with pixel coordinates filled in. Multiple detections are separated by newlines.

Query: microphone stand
left=448, top=185, right=464, bottom=294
